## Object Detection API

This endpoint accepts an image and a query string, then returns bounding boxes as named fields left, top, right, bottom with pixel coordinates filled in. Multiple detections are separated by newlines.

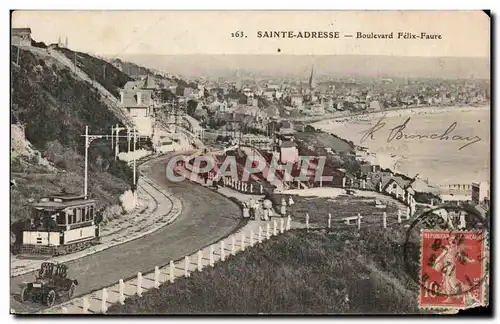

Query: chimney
left=137, top=91, right=142, bottom=105
left=120, top=91, right=124, bottom=105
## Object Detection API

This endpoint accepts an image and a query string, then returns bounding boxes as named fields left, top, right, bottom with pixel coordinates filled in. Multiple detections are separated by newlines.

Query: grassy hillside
left=10, top=45, right=133, bottom=224
left=110, top=58, right=155, bottom=79
left=109, top=227, right=422, bottom=314
left=56, top=48, right=132, bottom=98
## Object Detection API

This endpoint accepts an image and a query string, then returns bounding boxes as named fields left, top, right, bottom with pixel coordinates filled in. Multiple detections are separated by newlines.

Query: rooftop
left=12, top=27, right=32, bottom=34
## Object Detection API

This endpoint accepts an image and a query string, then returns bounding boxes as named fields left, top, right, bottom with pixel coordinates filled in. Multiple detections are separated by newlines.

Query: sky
left=12, top=10, right=490, bottom=57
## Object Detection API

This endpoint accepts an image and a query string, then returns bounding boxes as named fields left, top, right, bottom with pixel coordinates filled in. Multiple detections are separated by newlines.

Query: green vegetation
left=108, top=228, right=422, bottom=314
left=10, top=45, right=133, bottom=224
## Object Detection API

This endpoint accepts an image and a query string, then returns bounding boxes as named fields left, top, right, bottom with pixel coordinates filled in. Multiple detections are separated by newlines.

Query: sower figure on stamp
left=432, top=234, right=480, bottom=304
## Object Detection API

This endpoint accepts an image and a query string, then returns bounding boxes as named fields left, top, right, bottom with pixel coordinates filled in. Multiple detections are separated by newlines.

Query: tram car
left=20, top=193, right=101, bottom=256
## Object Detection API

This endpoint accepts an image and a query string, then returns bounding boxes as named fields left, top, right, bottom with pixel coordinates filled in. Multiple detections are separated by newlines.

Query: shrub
left=101, top=204, right=124, bottom=224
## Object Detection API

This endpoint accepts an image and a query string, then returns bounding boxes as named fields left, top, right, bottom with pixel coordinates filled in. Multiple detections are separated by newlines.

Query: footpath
left=11, top=159, right=182, bottom=278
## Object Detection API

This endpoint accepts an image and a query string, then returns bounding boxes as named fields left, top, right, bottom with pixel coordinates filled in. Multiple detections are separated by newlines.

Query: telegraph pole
left=16, top=46, right=20, bottom=66
left=84, top=126, right=89, bottom=199
left=103, top=65, right=106, bottom=80
left=74, top=52, right=77, bottom=72
left=110, top=125, right=114, bottom=150
left=133, top=158, right=137, bottom=207
left=133, top=127, right=138, bottom=151
left=82, top=125, right=139, bottom=199
left=115, top=124, right=125, bottom=160
left=127, top=126, right=131, bottom=153
left=115, top=124, right=119, bottom=160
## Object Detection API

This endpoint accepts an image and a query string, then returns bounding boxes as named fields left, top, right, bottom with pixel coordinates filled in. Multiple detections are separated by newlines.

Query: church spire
left=309, top=65, right=316, bottom=89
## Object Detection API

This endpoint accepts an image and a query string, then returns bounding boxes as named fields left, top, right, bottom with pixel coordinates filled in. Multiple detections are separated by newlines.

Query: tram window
left=76, top=208, right=82, bottom=223
left=89, top=206, right=94, bottom=220
left=83, top=206, right=88, bottom=221
left=57, top=212, right=66, bottom=225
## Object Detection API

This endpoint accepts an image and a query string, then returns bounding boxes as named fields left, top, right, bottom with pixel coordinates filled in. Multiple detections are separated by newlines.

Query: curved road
left=11, top=154, right=244, bottom=314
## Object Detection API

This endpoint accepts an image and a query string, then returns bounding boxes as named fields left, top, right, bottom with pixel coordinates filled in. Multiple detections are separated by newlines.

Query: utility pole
left=82, top=125, right=138, bottom=199
left=115, top=124, right=119, bottom=160
left=110, top=125, right=114, bottom=150
left=133, top=158, right=137, bottom=207
left=127, top=126, right=131, bottom=153
left=133, top=126, right=138, bottom=151
left=103, top=65, right=106, bottom=80
left=115, top=124, right=125, bottom=160
left=16, top=46, right=20, bottom=66
left=74, top=52, right=77, bottom=72
left=84, top=126, right=89, bottom=199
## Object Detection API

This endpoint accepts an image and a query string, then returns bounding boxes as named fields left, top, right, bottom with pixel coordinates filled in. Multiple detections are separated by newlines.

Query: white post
left=184, top=256, right=190, bottom=277
left=357, top=213, right=361, bottom=230
left=459, top=212, right=466, bottom=229
left=209, top=245, right=214, bottom=267
left=82, top=297, right=90, bottom=314
left=286, top=215, right=291, bottom=230
left=273, top=220, right=278, bottom=236
left=306, top=213, right=310, bottom=230
left=220, top=240, right=225, bottom=261
left=231, top=235, right=236, bottom=255
left=260, top=184, right=263, bottom=194
left=398, top=209, right=402, bottom=223
left=136, top=272, right=143, bottom=297
left=101, top=288, right=108, bottom=313
left=383, top=212, right=387, bottom=229
left=250, top=230, right=254, bottom=246
left=169, top=260, right=175, bottom=283
left=84, top=125, right=89, bottom=199
left=266, top=223, right=271, bottom=239
left=250, top=184, right=254, bottom=193
left=241, top=232, right=246, bottom=251
left=197, top=250, right=203, bottom=271
left=328, top=213, right=332, bottom=229
left=258, top=226, right=263, bottom=243
left=407, top=206, right=411, bottom=219
left=342, top=177, right=346, bottom=188
left=280, top=218, right=284, bottom=233
left=154, top=266, right=160, bottom=288
left=119, top=279, right=125, bottom=305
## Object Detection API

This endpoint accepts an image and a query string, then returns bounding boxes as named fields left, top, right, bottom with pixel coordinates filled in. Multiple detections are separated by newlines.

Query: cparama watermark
left=165, top=154, right=334, bottom=183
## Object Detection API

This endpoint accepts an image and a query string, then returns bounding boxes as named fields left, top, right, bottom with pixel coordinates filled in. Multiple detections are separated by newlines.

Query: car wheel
left=45, top=290, right=56, bottom=307
left=20, top=287, right=30, bottom=303
left=68, top=283, right=76, bottom=299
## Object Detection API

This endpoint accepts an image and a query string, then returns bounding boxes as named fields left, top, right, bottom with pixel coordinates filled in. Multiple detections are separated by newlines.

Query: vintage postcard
left=10, top=10, right=490, bottom=315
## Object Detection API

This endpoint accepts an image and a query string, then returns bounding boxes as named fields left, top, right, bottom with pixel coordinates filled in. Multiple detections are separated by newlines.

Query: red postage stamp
left=419, top=230, right=487, bottom=309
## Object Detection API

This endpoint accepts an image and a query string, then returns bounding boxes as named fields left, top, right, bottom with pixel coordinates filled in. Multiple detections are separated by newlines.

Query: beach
left=311, top=105, right=490, bottom=186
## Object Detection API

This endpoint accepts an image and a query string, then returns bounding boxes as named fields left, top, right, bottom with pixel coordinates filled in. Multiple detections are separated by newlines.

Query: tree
left=187, top=100, right=198, bottom=116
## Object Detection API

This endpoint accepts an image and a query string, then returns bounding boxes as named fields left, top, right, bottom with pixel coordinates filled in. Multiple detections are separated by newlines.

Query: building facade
left=12, top=28, right=32, bottom=47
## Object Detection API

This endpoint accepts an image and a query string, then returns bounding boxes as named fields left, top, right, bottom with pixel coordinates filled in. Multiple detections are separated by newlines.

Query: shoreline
left=311, top=105, right=489, bottom=189
left=311, top=104, right=489, bottom=125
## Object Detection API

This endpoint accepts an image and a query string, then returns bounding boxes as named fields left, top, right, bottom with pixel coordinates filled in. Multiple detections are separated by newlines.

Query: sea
left=311, top=106, right=490, bottom=186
